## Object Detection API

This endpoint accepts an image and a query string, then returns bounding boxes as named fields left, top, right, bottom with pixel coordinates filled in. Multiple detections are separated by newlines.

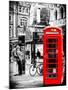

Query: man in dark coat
left=37, top=49, right=41, bottom=59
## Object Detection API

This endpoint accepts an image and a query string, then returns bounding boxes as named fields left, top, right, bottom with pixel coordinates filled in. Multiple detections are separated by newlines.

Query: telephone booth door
left=43, top=27, right=63, bottom=85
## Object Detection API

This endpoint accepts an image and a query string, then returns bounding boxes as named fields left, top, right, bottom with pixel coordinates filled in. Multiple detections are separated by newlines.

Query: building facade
left=9, top=1, right=31, bottom=42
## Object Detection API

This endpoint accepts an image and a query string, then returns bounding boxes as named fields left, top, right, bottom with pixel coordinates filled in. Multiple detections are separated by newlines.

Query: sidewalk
left=10, top=74, right=43, bottom=88
left=9, top=62, right=43, bottom=88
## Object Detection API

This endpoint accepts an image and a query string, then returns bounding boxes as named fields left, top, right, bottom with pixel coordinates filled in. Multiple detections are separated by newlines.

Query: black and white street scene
left=9, top=1, right=66, bottom=89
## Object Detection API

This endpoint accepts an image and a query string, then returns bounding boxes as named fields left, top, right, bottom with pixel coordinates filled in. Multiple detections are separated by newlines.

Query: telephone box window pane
left=48, top=74, right=56, bottom=78
left=48, top=69, right=53, bottom=73
left=48, top=44, right=56, bottom=48
left=48, top=39, right=57, bottom=43
left=48, top=49, right=56, bottom=53
left=48, top=54, right=56, bottom=58
left=48, top=64, right=56, bottom=68
left=48, top=59, right=56, bottom=63
left=48, top=68, right=56, bottom=73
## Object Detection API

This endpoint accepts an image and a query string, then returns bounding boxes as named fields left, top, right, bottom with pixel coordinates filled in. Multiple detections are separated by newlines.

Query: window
left=22, top=7, right=25, bottom=13
left=48, top=64, right=56, bottom=68
left=48, top=44, right=56, bottom=48
left=48, top=74, right=56, bottom=78
left=40, top=8, right=49, bottom=25
left=9, top=26, right=11, bottom=28
left=48, top=59, right=56, bottom=63
left=26, top=8, right=28, bottom=13
left=9, top=16, right=11, bottom=20
left=19, top=6, right=21, bottom=12
left=60, top=7, right=64, bottom=19
left=48, top=69, right=53, bottom=73
left=48, top=54, right=56, bottom=58
left=63, top=5, right=66, bottom=18
left=20, top=19, right=23, bottom=26
left=9, top=25, right=12, bottom=37
left=48, top=39, right=57, bottom=43
left=47, top=49, right=56, bottom=53
left=55, top=10, right=57, bottom=20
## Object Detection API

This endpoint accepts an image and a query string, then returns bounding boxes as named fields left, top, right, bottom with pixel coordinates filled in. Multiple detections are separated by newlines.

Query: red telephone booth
left=43, top=27, right=63, bottom=85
